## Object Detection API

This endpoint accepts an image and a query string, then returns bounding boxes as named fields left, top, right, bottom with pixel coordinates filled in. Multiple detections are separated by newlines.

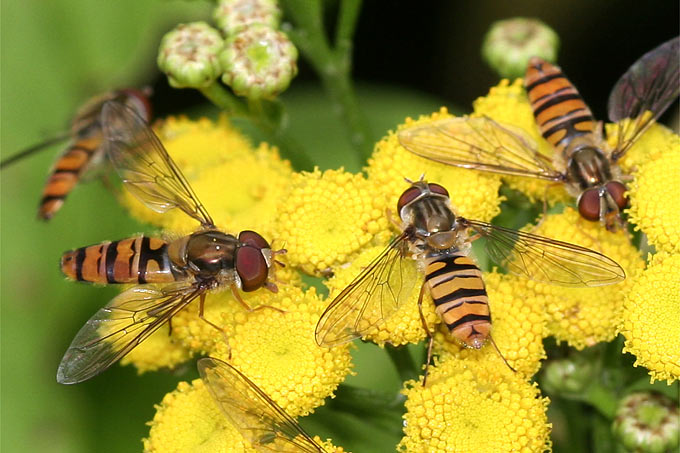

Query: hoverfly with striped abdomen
left=398, top=37, right=679, bottom=231
left=0, top=88, right=152, bottom=220
left=315, top=179, right=625, bottom=377
left=57, top=101, right=284, bottom=384
left=199, top=357, right=332, bottom=453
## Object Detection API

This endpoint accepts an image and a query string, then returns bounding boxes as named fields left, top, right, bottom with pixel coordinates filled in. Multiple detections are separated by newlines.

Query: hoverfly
left=0, top=88, right=152, bottom=220
left=199, top=357, right=332, bottom=453
left=398, top=37, right=679, bottom=231
left=57, top=101, right=283, bottom=384
left=315, top=180, right=625, bottom=374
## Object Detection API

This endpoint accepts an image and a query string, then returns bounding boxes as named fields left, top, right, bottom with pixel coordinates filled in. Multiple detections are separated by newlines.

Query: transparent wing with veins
left=57, top=283, right=201, bottom=384
left=463, top=219, right=626, bottom=287
left=198, top=358, right=326, bottom=453
left=101, top=101, right=214, bottom=227
left=398, top=116, right=563, bottom=180
left=608, top=36, right=680, bottom=161
left=315, top=234, right=413, bottom=346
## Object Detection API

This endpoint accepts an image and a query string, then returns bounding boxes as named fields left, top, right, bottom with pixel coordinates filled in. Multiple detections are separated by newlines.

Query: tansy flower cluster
left=105, top=77, right=676, bottom=451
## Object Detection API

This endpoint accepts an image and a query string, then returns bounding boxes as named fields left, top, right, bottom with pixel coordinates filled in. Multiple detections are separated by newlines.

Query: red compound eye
left=238, top=230, right=270, bottom=250
left=120, top=88, right=153, bottom=122
left=577, top=188, right=601, bottom=221
left=397, top=186, right=423, bottom=212
left=427, top=183, right=449, bottom=198
left=235, top=246, right=268, bottom=292
left=605, top=181, right=628, bottom=210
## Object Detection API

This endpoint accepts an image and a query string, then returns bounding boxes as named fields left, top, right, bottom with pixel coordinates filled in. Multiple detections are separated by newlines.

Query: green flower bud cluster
left=482, top=17, right=560, bottom=79
left=157, top=1, right=297, bottom=99
left=215, top=0, right=297, bottom=99
left=612, top=392, right=679, bottom=453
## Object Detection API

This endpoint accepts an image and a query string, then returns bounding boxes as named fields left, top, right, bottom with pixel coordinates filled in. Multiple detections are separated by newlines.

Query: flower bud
left=540, top=356, right=596, bottom=395
left=612, top=392, right=679, bottom=453
left=157, top=22, right=224, bottom=89
left=482, top=17, right=560, bottom=79
left=219, top=24, right=298, bottom=99
left=213, top=0, right=281, bottom=36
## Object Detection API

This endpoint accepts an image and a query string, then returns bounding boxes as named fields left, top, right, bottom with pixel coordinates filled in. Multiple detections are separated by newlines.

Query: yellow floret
left=121, top=324, right=193, bottom=374
left=275, top=168, right=390, bottom=276
left=367, top=108, right=504, bottom=223
left=433, top=271, right=547, bottom=377
left=121, top=115, right=293, bottom=238
left=605, top=117, right=678, bottom=174
left=323, top=244, right=439, bottom=347
left=620, top=252, right=680, bottom=384
left=144, top=379, right=254, bottom=453
left=626, top=145, right=680, bottom=254
left=399, top=356, right=552, bottom=452
left=472, top=79, right=570, bottom=206
left=524, top=208, right=644, bottom=349
left=210, top=286, right=353, bottom=417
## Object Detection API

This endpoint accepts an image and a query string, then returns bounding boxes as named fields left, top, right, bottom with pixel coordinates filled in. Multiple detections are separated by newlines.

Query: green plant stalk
left=199, top=82, right=248, bottom=116
left=283, top=0, right=372, bottom=162
left=584, top=381, right=619, bottom=419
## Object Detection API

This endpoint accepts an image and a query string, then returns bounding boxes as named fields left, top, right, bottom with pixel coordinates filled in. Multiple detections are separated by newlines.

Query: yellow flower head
left=433, top=271, right=547, bottom=377
left=523, top=208, right=644, bottom=349
left=399, top=356, right=552, bottom=453
left=211, top=285, right=353, bottom=417
left=625, top=144, right=680, bottom=254
left=121, top=115, right=293, bottom=237
left=367, top=108, right=503, bottom=223
left=621, top=252, right=680, bottom=383
left=323, top=244, right=439, bottom=347
left=144, top=379, right=253, bottom=453
left=605, top=117, right=678, bottom=173
left=472, top=79, right=570, bottom=206
left=276, top=168, right=390, bottom=276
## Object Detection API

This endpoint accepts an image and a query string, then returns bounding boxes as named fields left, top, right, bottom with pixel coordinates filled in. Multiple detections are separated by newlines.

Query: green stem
left=584, top=382, right=619, bottom=419
left=385, top=345, right=419, bottom=382
left=282, top=0, right=372, bottom=162
left=198, top=82, right=247, bottom=116
left=329, top=384, right=405, bottom=415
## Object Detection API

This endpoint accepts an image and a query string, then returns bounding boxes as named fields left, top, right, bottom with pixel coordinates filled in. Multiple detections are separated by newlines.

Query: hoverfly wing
left=198, top=358, right=326, bottom=453
left=463, top=219, right=626, bottom=287
left=101, top=101, right=214, bottom=227
left=57, top=283, right=200, bottom=384
left=315, top=234, right=412, bottom=346
left=397, top=117, right=563, bottom=181
left=608, top=36, right=680, bottom=161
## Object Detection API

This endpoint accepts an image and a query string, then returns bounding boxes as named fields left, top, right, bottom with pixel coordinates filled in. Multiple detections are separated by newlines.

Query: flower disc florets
left=399, top=357, right=552, bottom=452
left=621, top=252, right=680, bottom=383
left=367, top=108, right=503, bottom=223
left=220, top=24, right=298, bottom=99
left=214, top=0, right=281, bottom=35
left=157, top=21, right=224, bottom=89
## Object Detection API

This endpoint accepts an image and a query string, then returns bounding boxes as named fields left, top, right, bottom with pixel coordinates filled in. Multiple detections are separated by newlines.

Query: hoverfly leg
left=167, top=317, right=173, bottom=337
left=385, top=208, right=402, bottom=230
left=532, top=181, right=563, bottom=232
left=488, top=334, right=516, bottom=373
left=416, top=283, right=433, bottom=387
left=198, top=292, right=229, bottom=345
left=230, top=285, right=286, bottom=314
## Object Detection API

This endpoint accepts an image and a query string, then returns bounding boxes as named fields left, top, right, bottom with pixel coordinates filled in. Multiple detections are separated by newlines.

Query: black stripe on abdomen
left=447, top=313, right=492, bottom=330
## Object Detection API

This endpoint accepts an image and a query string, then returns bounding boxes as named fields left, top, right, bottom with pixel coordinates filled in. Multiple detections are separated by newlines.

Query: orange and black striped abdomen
left=38, top=134, right=103, bottom=220
left=525, top=57, right=596, bottom=153
left=425, top=254, right=491, bottom=348
left=61, top=236, right=181, bottom=284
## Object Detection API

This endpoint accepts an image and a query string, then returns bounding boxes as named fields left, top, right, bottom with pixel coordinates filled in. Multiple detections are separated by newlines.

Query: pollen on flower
left=523, top=208, right=644, bottom=349
left=621, top=253, right=680, bottom=384
left=398, top=356, right=552, bottom=453
left=144, top=379, right=253, bottom=453
left=276, top=168, right=390, bottom=276
left=324, top=245, right=439, bottom=347
left=472, top=79, right=570, bottom=206
left=433, top=271, right=547, bottom=377
left=625, top=144, right=680, bottom=254
left=367, top=109, right=503, bottom=223
left=210, top=286, right=353, bottom=417
left=120, top=115, right=293, bottom=238
left=314, top=437, right=351, bottom=453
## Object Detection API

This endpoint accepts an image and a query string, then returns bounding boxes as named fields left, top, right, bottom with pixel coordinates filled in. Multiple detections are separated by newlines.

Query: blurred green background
left=1, top=1, right=677, bottom=452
